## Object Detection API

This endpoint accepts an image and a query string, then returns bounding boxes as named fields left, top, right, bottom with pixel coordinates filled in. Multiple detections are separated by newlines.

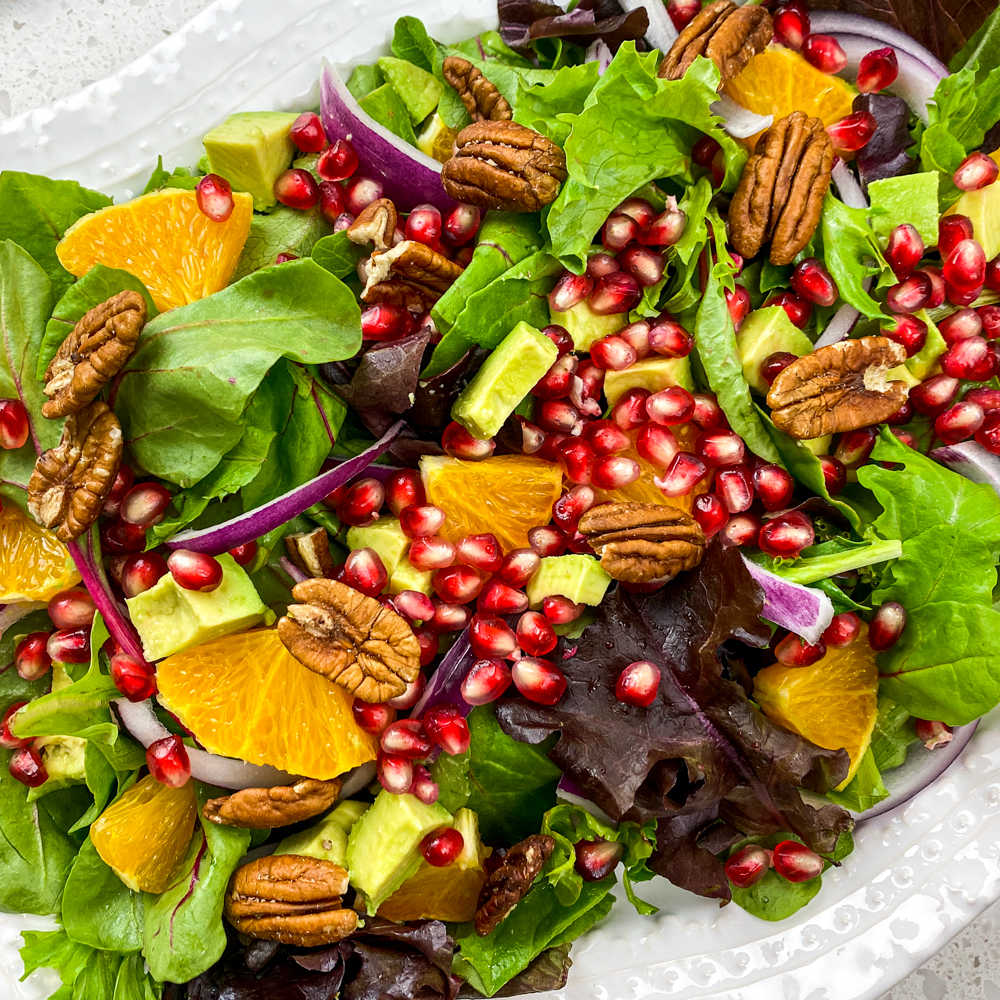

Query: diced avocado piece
left=526, top=554, right=611, bottom=609
left=202, top=111, right=298, bottom=211
left=868, top=172, right=940, bottom=246
left=948, top=157, right=1000, bottom=259
left=376, top=57, right=443, bottom=125
left=888, top=363, right=920, bottom=389
left=347, top=63, right=384, bottom=101
left=452, top=322, right=558, bottom=439
left=233, top=206, right=330, bottom=280
left=275, top=800, right=368, bottom=865
left=126, top=554, right=268, bottom=661
left=346, top=518, right=409, bottom=575
left=359, top=84, right=418, bottom=145
left=604, top=355, right=694, bottom=406
left=551, top=298, right=624, bottom=351
left=905, top=311, right=947, bottom=380
left=736, top=307, right=813, bottom=394
left=346, top=790, right=451, bottom=911
left=389, top=558, right=434, bottom=597
left=800, top=435, right=832, bottom=457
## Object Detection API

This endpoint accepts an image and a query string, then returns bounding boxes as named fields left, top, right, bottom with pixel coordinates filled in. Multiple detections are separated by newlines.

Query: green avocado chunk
left=202, top=111, right=298, bottom=210
left=603, top=355, right=694, bottom=405
left=452, top=321, right=558, bottom=439
left=376, top=56, right=443, bottom=124
left=735, top=306, right=813, bottom=394
left=526, top=554, right=612, bottom=608
left=275, top=800, right=367, bottom=866
left=346, top=518, right=410, bottom=575
left=550, top=298, right=624, bottom=351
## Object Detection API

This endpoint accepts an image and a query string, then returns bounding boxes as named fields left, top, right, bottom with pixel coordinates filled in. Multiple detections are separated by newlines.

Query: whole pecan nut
left=347, top=198, right=398, bottom=252
left=43, top=290, right=146, bottom=419
left=203, top=778, right=341, bottom=829
left=728, top=111, right=834, bottom=265
left=442, top=56, right=512, bottom=123
left=441, top=121, right=567, bottom=213
left=225, top=854, right=357, bottom=947
left=578, top=502, right=706, bottom=585
left=284, top=527, right=336, bottom=579
left=277, top=578, right=421, bottom=702
left=27, top=401, right=123, bottom=542
left=362, top=240, right=464, bottom=312
left=475, top=834, right=555, bottom=936
left=766, top=336, right=909, bottom=439
left=659, top=0, right=772, bottom=86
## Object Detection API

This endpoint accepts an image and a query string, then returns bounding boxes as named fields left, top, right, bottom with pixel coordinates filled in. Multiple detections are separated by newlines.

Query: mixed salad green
left=3, top=0, right=1000, bottom=997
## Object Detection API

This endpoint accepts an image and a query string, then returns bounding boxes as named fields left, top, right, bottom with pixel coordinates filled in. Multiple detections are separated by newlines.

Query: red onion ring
left=931, top=441, right=1000, bottom=495
left=712, top=94, right=774, bottom=139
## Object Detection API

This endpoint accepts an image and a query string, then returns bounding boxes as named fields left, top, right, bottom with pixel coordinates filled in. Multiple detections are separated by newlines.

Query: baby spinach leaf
left=115, top=258, right=361, bottom=487
left=391, top=15, right=441, bottom=72
left=869, top=697, right=916, bottom=771
left=951, top=4, right=1000, bottom=73
left=142, top=156, right=200, bottom=193
left=114, top=953, right=163, bottom=1000
left=311, top=230, right=366, bottom=279
left=826, top=748, right=889, bottom=813
left=233, top=208, right=330, bottom=280
left=730, top=866, right=822, bottom=921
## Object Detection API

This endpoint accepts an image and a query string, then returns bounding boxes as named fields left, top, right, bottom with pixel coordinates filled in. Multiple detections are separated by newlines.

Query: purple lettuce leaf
left=498, top=0, right=648, bottom=53
left=334, top=330, right=432, bottom=415
left=496, top=543, right=853, bottom=901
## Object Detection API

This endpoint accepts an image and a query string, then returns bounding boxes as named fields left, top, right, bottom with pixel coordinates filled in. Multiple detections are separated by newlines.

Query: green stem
left=771, top=538, right=903, bottom=586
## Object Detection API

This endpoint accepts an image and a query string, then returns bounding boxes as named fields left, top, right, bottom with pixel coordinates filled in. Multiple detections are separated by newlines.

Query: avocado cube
left=551, top=299, right=624, bottom=351
left=346, top=518, right=409, bottom=575
left=526, top=554, right=611, bottom=608
left=800, top=435, right=832, bottom=456
left=735, top=306, right=814, bottom=394
left=203, top=111, right=299, bottom=211
left=274, top=800, right=368, bottom=865
left=949, top=171, right=1000, bottom=259
left=604, top=355, right=694, bottom=406
left=452, top=322, right=558, bottom=439
left=389, top=558, right=434, bottom=597
left=376, top=57, right=443, bottom=124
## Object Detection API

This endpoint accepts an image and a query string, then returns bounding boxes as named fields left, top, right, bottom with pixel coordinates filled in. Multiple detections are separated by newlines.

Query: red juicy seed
left=986, top=255, right=1000, bottom=293
left=9, top=747, right=48, bottom=789
left=886, top=400, right=914, bottom=425
left=935, top=401, right=985, bottom=444
left=886, top=272, right=931, bottom=314
left=0, top=702, right=30, bottom=750
left=611, top=388, right=651, bottom=430
left=542, top=324, right=574, bottom=356
left=442, top=421, right=495, bottom=460
left=541, top=594, right=584, bottom=624
left=337, top=478, right=385, bottom=526
left=775, top=633, right=826, bottom=666
left=470, top=614, right=517, bottom=658
left=380, top=719, right=432, bottom=759
left=415, top=629, right=439, bottom=667
left=47, top=587, right=96, bottom=630
left=753, top=464, right=795, bottom=511
left=346, top=177, right=384, bottom=215
left=514, top=417, right=547, bottom=455
left=462, top=658, right=513, bottom=707
left=109, top=653, right=157, bottom=702
left=100, top=518, right=147, bottom=555
left=386, top=675, right=426, bottom=711
left=758, top=510, right=815, bottom=558
left=835, top=427, right=877, bottom=467
left=195, top=173, right=234, bottom=222
left=549, top=271, right=594, bottom=313
left=693, top=493, right=728, bottom=537
left=341, top=547, right=388, bottom=597
left=400, top=504, right=446, bottom=540
left=590, top=335, right=638, bottom=371
left=910, top=374, right=959, bottom=416
left=655, top=452, right=707, bottom=496
left=228, top=541, right=257, bottom=567
left=275, top=252, right=299, bottom=264
left=421, top=827, right=464, bottom=866
left=802, top=33, right=847, bottom=73
left=575, top=839, right=624, bottom=882
left=759, top=351, right=798, bottom=386
left=764, top=291, right=812, bottom=329
left=820, top=455, right=848, bottom=495
left=857, top=46, right=899, bottom=93
left=405, top=204, right=443, bottom=247
left=601, top=213, right=639, bottom=251
left=273, top=168, right=320, bottom=210
left=478, top=580, right=529, bottom=615
left=921, top=266, right=946, bottom=307
left=411, top=766, right=440, bottom=805
left=589, top=271, right=641, bottom=315
left=892, top=428, right=917, bottom=449
left=946, top=283, right=982, bottom=308
left=954, top=152, right=999, bottom=192
left=791, top=258, right=839, bottom=306
left=885, top=223, right=924, bottom=280
left=529, top=526, right=567, bottom=557
left=646, top=386, right=695, bottom=425
left=166, top=549, right=223, bottom=592
left=649, top=318, right=693, bottom=357
left=915, top=719, right=953, bottom=750
left=533, top=354, right=577, bottom=400
left=696, top=430, right=746, bottom=468
left=444, top=204, right=481, bottom=246
left=385, top=470, right=425, bottom=516
left=943, top=239, right=987, bottom=293
left=939, top=215, right=975, bottom=258
left=318, top=181, right=347, bottom=224
left=616, top=196, right=656, bottom=228
left=967, top=388, right=1000, bottom=413
left=586, top=253, right=620, bottom=278
left=692, top=135, right=722, bottom=167
left=941, top=336, right=997, bottom=382
left=636, top=423, right=679, bottom=468
left=361, top=303, right=416, bottom=341
left=393, top=590, right=436, bottom=624
left=512, top=657, right=568, bottom=705
left=428, top=601, right=470, bottom=634
left=516, top=612, right=558, bottom=657
left=666, top=0, right=699, bottom=30
left=823, top=612, right=862, bottom=648
left=882, top=313, right=927, bottom=357
left=352, top=699, right=396, bottom=735
left=979, top=305, right=1000, bottom=339
left=433, top=565, right=483, bottom=604
left=423, top=705, right=470, bottom=756
left=827, top=111, right=876, bottom=153
left=495, top=549, right=540, bottom=590
left=725, top=285, right=751, bottom=329
left=637, top=201, right=687, bottom=247
left=378, top=752, right=414, bottom=794
left=15, top=632, right=52, bottom=681
left=691, top=392, right=728, bottom=430
left=592, top=455, right=640, bottom=489
left=772, top=840, right=824, bottom=883
left=869, top=601, right=907, bottom=650
left=146, top=735, right=191, bottom=788
left=456, top=533, right=503, bottom=573
left=560, top=439, right=596, bottom=485
left=289, top=111, right=327, bottom=153
left=619, top=246, right=666, bottom=287
left=618, top=321, right=651, bottom=359
left=120, top=482, right=172, bottom=528
left=317, top=139, right=359, bottom=181
left=724, top=844, right=772, bottom=888
left=722, top=512, right=762, bottom=547
left=101, top=464, right=135, bottom=517
left=773, top=5, right=810, bottom=49
left=714, top=464, right=754, bottom=514
left=552, top=485, right=596, bottom=531
left=408, top=536, right=456, bottom=571
left=585, top=420, right=630, bottom=456
left=615, top=660, right=661, bottom=707
left=1, top=401, right=37, bottom=451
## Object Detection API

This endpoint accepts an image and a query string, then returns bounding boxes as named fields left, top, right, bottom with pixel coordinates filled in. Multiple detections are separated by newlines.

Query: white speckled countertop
left=0, top=2, right=995, bottom=997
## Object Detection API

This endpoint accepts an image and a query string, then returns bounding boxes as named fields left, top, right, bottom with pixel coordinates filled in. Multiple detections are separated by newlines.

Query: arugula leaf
left=143, top=784, right=251, bottom=983
left=513, top=62, right=600, bottom=146
left=0, top=171, right=112, bottom=298
left=951, top=4, right=1000, bottom=73
left=820, top=194, right=887, bottom=320
left=730, top=865, right=822, bottom=921
left=115, top=258, right=360, bottom=487
left=233, top=208, right=330, bottom=280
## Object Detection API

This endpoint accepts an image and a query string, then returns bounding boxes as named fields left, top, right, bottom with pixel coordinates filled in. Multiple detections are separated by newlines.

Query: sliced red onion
left=166, top=421, right=405, bottom=554
left=742, top=556, right=834, bottom=645
left=411, top=627, right=472, bottom=718
left=857, top=721, right=978, bottom=821
left=585, top=39, right=614, bottom=74
left=931, top=441, right=1000, bottom=496
left=320, top=63, right=456, bottom=213
left=619, top=0, right=677, bottom=52
left=279, top=557, right=309, bottom=585
left=340, top=761, right=377, bottom=798
left=0, top=602, right=45, bottom=641
left=712, top=94, right=773, bottom=139
left=831, top=159, right=867, bottom=210
left=556, top=776, right=615, bottom=825
left=815, top=302, right=862, bottom=348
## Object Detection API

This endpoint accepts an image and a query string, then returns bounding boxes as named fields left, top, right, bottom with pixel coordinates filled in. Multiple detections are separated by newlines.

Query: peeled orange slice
left=91, top=775, right=198, bottom=893
left=155, top=629, right=378, bottom=780
left=753, top=630, right=878, bottom=787
left=56, top=188, right=253, bottom=312
left=421, top=455, right=564, bottom=551
left=0, top=503, right=80, bottom=603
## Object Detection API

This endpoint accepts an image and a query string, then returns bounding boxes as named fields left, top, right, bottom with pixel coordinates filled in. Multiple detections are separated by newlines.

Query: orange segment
left=421, top=455, right=564, bottom=551
left=0, top=503, right=79, bottom=602
left=753, top=630, right=878, bottom=787
left=155, top=629, right=378, bottom=780
left=56, top=188, right=253, bottom=312
left=724, top=47, right=856, bottom=146
left=91, top=775, right=197, bottom=893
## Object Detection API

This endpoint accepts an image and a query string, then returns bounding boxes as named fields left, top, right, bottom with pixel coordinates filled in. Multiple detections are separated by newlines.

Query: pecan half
left=659, top=0, right=772, bottom=86
left=442, top=56, right=512, bottom=123
left=42, top=291, right=146, bottom=419
left=347, top=198, right=398, bottom=252
left=284, top=527, right=336, bottom=579
left=441, top=121, right=567, bottom=213
left=27, top=401, right=123, bottom=542
left=767, top=336, right=909, bottom=439
left=578, top=502, right=705, bottom=585
left=475, top=834, right=554, bottom=936
left=225, top=854, right=357, bottom=947
left=728, top=111, right=834, bottom=265
left=277, top=578, right=421, bottom=702
left=203, top=778, right=341, bottom=829
left=362, top=240, right=464, bottom=312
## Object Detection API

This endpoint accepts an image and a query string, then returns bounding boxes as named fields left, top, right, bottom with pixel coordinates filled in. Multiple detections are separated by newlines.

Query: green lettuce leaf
left=826, top=748, right=889, bottom=812
left=820, top=194, right=888, bottom=320
left=869, top=697, right=916, bottom=771
left=513, top=62, right=601, bottom=146
left=233, top=208, right=330, bottom=280
left=142, top=157, right=200, bottom=193
left=951, top=5, right=1000, bottom=74
left=391, top=15, right=440, bottom=71
left=311, top=229, right=366, bottom=278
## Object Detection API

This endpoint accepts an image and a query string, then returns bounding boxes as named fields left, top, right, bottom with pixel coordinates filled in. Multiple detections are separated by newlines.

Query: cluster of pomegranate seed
left=771, top=604, right=905, bottom=669
left=724, top=838, right=824, bottom=889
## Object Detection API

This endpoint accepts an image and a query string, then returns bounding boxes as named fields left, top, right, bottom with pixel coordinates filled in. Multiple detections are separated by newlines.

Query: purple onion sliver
left=619, top=0, right=677, bottom=51
left=741, top=556, right=834, bottom=645
left=278, top=557, right=309, bottom=585
left=814, top=302, right=862, bottom=348
left=411, top=627, right=473, bottom=718
left=831, top=159, right=867, bottom=210
left=712, top=94, right=773, bottom=139
left=931, top=441, right=1000, bottom=496
left=0, top=602, right=45, bottom=641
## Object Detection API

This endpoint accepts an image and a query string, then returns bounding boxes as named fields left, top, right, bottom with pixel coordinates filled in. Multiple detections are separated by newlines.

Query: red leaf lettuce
left=498, top=0, right=648, bottom=54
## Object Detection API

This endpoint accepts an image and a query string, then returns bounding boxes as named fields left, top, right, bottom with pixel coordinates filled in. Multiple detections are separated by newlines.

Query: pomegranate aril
left=987, top=255, right=1000, bottom=293
left=400, top=504, right=445, bottom=540
left=559, top=438, right=595, bottom=485
left=630, top=424, right=676, bottom=471
left=692, top=493, right=727, bottom=537
left=273, top=168, right=320, bottom=210
left=15, top=632, right=52, bottom=681
left=569, top=372, right=602, bottom=416
left=342, top=547, right=388, bottom=597
left=721, top=513, right=762, bottom=547
left=765, top=291, right=812, bottom=329
left=835, top=427, right=877, bottom=467
left=941, top=336, right=997, bottom=381
left=317, top=139, right=359, bottom=181
left=649, top=318, right=693, bottom=358
left=478, top=580, right=529, bottom=615
left=529, top=525, right=567, bottom=557
left=592, top=455, right=640, bottom=489
left=589, top=271, right=641, bottom=315
left=352, top=699, right=395, bottom=735
left=646, top=386, right=694, bottom=425
left=915, top=719, right=953, bottom=750
left=317, top=180, right=347, bottom=224
left=462, top=658, right=513, bottom=705
left=725, top=285, right=751, bottom=329
left=442, top=421, right=495, bottom=460
left=383, top=472, right=424, bottom=518
left=611, top=388, right=651, bottom=430
left=954, top=152, right=999, bottom=192
left=601, top=212, right=639, bottom=251
left=47, top=587, right=97, bottom=630
left=405, top=204, right=443, bottom=248
left=411, top=766, right=440, bottom=805
left=753, top=464, right=795, bottom=511
left=101, top=517, right=147, bottom=555
left=9, top=747, right=47, bottom=788
left=869, top=601, right=906, bottom=650
left=512, top=657, right=567, bottom=705
left=775, top=633, right=826, bottom=666
left=571, top=838, right=622, bottom=882
left=758, top=510, right=815, bottom=558
left=408, top=536, right=456, bottom=572
left=615, top=660, right=661, bottom=707
left=667, top=0, right=699, bottom=30
left=489, top=551, right=537, bottom=593
left=167, top=549, right=224, bottom=593
left=977, top=413, right=1000, bottom=454
left=541, top=595, right=584, bottom=624
left=691, top=134, right=721, bottom=169
left=886, top=400, right=914, bottom=425
left=109, top=653, right=157, bottom=702
left=823, top=611, right=862, bottom=648
left=724, top=844, right=772, bottom=888
left=421, top=826, right=464, bottom=866
left=120, top=482, right=172, bottom=527
left=444, top=203, right=481, bottom=246
left=549, top=271, right=593, bottom=313
left=586, top=253, right=620, bottom=279
left=910, top=374, right=959, bottom=416
left=619, top=245, right=665, bottom=287
left=939, top=214, right=974, bottom=258
left=378, top=752, right=414, bottom=794
left=541, top=325, right=573, bottom=357
left=935, top=401, right=985, bottom=444
left=380, top=719, right=432, bottom=759
left=885, top=223, right=924, bottom=280
left=922, top=266, right=946, bottom=308
left=361, top=303, right=415, bottom=341
left=585, top=420, right=630, bottom=457
left=638, top=201, right=687, bottom=247
left=968, top=387, right=1000, bottom=412
left=696, top=430, right=746, bottom=468
left=691, top=392, right=727, bottom=430
left=979, top=304, right=1000, bottom=339
left=0, top=702, right=29, bottom=750
left=943, top=238, right=987, bottom=293
left=0, top=399, right=29, bottom=450
left=387, top=674, right=426, bottom=710
left=714, top=464, right=754, bottom=514
left=470, top=614, right=517, bottom=658
left=46, top=627, right=90, bottom=664
left=455, top=533, right=502, bottom=574
left=857, top=46, right=899, bottom=93
left=393, top=590, right=436, bottom=624
left=433, top=565, right=483, bottom=604
left=552, top=485, right=596, bottom=532
left=892, top=428, right=917, bottom=449
left=759, top=351, right=798, bottom=386
left=590, top=334, right=637, bottom=371
left=773, top=5, right=810, bottom=49
left=146, top=735, right=191, bottom=788
left=533, top=354, right=577, bottom=400
left=227, top=541, right=257, bottom=568
left=827, top=111, right=876, bottom=153
left=346, top=176, right=384, bottom=214
left=882, top=313, right=927, bottom=357
left=514, top=611, right=556, bottom=657
left=802, top=33, right=847, bottom=73
left=791, top=258, right=838, bottom=307
left=423, top=705, right=471, bottom=756
left=772, top=840, right=823, bottom=882
left=101, top=465, right=135, bottom=517
left=655, top=451, right=707, bottom=497
left=195, top=173, right=234, bottom=222
left=289, top=111, right=327, bottom=153
left=337, top=477, right=385, bottom=526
